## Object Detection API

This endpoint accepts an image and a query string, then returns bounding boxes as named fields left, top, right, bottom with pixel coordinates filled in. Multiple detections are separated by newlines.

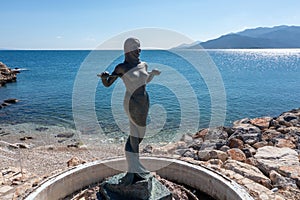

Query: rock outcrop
left=0, top=62, right=19, bottom=87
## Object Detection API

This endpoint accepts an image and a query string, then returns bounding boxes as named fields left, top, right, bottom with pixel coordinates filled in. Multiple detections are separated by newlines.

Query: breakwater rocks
left=146, top=108, right=300, bottom=200
left=0, top=62, right=19, bottom=87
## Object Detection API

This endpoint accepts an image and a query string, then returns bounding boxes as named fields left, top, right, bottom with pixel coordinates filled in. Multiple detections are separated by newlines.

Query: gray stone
left=199, top=139, right=227, bottom=151
left=152, top=141, right=187, bottom=155
left=229, top=125, right=262, bottom=145
left=219, top=145, right=230, bottom=152
left=269, top=170, right=297, bottom=189
left=175, top=148, right=198, bottom=159
left=233, top=118, right=251, bottom=127
left=242, top=148, right=253, bottom=158
left=223, top=159, right=271, bottom=188
left=99, top=173, right=172, bottom=200
left=188, top=137, right=203, bottom=150
left=220, top=168, right=283, bottom=200
left=283, top=113, right=298, bottom=122
left=199, top=140, right=217, bottom=150
left=198, top=149, right=228, bottom=162
left=0, top=185, right=14, bottom=194
left=261, top=129, right=281, bottom=141
left=254, top=146, right=299, bottom=175
left=180, top=133, right=194, bottom=144
left=204, top=127, right=228, bottom=140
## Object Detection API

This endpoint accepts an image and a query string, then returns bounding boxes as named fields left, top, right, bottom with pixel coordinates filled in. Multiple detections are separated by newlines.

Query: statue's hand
left=150, top=69, right=161, bottom=76
left=98, top=71, right=110, bottom=78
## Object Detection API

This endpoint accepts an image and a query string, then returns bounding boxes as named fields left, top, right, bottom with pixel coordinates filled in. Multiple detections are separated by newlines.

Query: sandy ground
left=0, top=131, right=127, bottom=178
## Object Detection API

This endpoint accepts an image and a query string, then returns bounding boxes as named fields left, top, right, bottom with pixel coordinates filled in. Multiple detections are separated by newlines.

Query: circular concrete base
left=25, top=157, right=254, bottom=200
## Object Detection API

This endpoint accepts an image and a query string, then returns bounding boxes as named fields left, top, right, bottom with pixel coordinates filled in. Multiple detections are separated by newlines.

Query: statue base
left=98, top=173, right=172, bottom=200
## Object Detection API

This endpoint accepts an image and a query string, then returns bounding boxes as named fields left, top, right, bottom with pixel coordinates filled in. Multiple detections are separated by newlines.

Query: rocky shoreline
left=0, top=108, right=300, bottom=199
left=146, top=108, right=300, bottom=200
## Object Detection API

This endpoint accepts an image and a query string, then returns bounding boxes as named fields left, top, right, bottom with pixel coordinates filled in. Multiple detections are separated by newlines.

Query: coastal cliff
left=0, top=62, right=18, bottom=87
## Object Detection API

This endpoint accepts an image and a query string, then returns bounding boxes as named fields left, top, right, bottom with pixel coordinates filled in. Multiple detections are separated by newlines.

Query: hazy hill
left=180, top=25, right=300, bottom=49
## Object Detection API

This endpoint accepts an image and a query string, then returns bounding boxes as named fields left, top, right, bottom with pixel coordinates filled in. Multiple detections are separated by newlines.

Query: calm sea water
left=0, top=49, right=299, bottom=141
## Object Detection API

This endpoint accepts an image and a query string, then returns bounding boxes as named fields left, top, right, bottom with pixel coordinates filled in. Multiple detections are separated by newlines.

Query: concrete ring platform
left=25, top=157, right=254, bottom=200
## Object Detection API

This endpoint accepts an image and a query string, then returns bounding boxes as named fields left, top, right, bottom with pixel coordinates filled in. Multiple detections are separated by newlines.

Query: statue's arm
left=145, top=63, right=161, bottom=83
left=98, top=65, right=122, bottom=87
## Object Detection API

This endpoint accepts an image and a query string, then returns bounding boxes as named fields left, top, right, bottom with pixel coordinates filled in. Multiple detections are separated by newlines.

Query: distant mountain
left=172, top=41, right=201, bottom=49
left=179, top=25, right=300, bottom=49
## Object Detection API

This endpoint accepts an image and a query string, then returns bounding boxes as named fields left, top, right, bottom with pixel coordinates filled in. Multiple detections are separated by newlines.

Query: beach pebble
left=142, top=144, right=153, bottom=154
left=20, top=136, right=33, bottom=141
left=56, top=132, right=74, bottom=138
left=35, top=127, right=48, bottom=132
left=16, top=143, right=31, bottom=149
left=67, top=156, right=86, bottom=167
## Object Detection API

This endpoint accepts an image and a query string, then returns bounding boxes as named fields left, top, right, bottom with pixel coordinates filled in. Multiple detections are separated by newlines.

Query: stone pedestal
left=99, top=173, right=172, bottom=200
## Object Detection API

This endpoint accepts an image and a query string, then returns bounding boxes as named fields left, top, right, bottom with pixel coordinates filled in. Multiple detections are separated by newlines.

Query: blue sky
left=1, top=0, right=300, bottom=49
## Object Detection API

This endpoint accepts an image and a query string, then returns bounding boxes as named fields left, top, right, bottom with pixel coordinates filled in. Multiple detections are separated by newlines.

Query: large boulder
left=250, top=117, right=273, bottom=130
left=254, top=146, right=299, bottom=175
left=223, top=159, right=271, bottom=188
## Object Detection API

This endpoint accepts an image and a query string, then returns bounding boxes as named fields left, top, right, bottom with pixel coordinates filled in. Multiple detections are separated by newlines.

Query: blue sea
left=0, top=49, right=300, bottom=142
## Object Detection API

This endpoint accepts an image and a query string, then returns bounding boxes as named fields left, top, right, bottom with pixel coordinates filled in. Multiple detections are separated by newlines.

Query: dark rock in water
left=1, top=102, right=10, bottom=107
left=99, top=173, right=172, bottom=200
left=4, top=98, right=19, bottom=104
